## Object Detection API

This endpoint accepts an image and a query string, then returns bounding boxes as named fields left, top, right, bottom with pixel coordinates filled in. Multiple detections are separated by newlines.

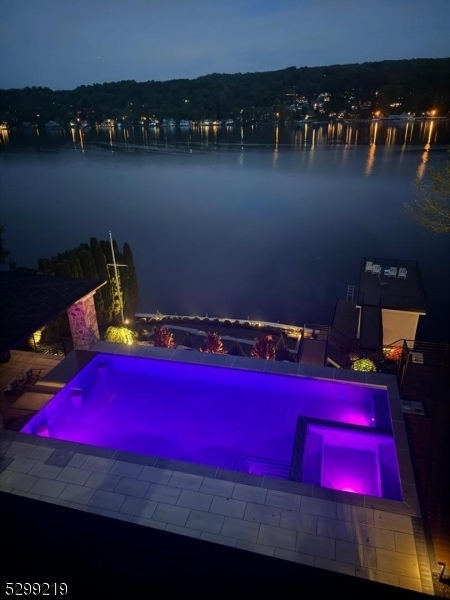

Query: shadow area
left=1, top=491, right=426, bottom=597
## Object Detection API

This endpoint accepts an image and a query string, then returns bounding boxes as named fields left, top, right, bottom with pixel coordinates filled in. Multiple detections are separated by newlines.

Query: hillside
left=0, top=58, right=449, bottom=125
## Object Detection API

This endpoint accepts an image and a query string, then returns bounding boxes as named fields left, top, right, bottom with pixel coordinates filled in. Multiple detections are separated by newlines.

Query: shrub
left=251, top=334, right=276, bottom=360
left=200, top=332, right=225, bottom=354
left=154, top=326, right=174, bottom=348
left=105, top=326, right=137, bottom=345
left=352, top=358, right=377, bottom=372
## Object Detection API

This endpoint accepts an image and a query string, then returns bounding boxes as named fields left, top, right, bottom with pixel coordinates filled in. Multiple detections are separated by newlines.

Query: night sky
left=1, top=0, right=449, bottom=90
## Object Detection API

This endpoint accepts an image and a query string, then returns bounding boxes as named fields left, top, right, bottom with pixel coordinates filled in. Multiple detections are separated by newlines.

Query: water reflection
left=416, top=121, right=435, bottom=181
left=1, top=119, right=448, bottom=173
left=2, top=120, right=449, bottom=343
left=273, top=126, right=279, bottom=167
left=365, top=144, right=376, bottom=177
left=308, top=128, right=316, bottom=167
left=0, top=128, right=9, bottom=146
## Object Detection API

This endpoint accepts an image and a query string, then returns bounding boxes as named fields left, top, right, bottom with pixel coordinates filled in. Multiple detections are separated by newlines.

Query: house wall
left=381, top=309, right=421, bottom=347
left=67, top=293, right=100, bottom=350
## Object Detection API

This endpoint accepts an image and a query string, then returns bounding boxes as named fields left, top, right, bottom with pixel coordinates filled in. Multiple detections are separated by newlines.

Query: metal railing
left=15, top=336, right=73, bottom=357
left=356, top=291, right=426, bottom=312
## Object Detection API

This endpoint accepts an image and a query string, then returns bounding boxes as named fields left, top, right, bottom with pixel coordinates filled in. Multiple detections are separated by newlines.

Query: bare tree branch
left=405, top=153, right=450, bottom=234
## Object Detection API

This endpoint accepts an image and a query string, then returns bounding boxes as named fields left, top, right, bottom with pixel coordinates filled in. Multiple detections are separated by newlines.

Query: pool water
left=21, top=353, right=402, bottom=500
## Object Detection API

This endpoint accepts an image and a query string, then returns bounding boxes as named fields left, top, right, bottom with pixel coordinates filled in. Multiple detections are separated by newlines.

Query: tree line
left=1, top=58, right=448, bottom=125
left=36, top=237, right=139, bottom=338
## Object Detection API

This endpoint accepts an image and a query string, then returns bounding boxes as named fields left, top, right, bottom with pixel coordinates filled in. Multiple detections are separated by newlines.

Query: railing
left=358, top=256, right=426, bottom=311
left=302, top=323, right=361, bottom=367
left=401, top=339, right=450, bottom=367
left=356, top=291, right=426, bottom=312
left=15, top=337, right=73, bottom=357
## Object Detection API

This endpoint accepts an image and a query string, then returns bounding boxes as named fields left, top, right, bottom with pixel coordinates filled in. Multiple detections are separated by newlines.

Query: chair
left=387, top=267, right=397, bottom=278
left=365, top=261, right=373, bottom=272
left=372, top=264, right=381, bottom=275
left=398, top=268, right=407, bottom=280
left=23, top=367, right=43, bottom=384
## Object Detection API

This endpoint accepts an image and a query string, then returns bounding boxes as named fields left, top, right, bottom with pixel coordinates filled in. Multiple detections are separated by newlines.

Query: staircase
left=302, top=323, right=361, bottom=368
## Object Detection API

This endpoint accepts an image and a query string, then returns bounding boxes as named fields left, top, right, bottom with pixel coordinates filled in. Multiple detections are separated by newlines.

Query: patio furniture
left=3, top=368, right=43, bottom=395
left=4, top=379, right=17, bottom=393
left=23, top=367, right=42, bottom=383
left=398, top=268, right=407, bottom=280
left=387, top=267, right=398, bottom=278
left=4, top=376, right=27, bottom=395
left=372, top=264, right=381, bottom=275
left=365, top=261, right=374, bottom=272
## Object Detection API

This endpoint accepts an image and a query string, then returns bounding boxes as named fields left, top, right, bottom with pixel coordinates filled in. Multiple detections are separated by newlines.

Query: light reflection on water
left=1, top=121, right=449, bottom=342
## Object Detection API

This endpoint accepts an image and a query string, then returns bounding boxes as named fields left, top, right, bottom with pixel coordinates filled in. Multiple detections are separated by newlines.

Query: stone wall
left=67, top=293, right=100, bottom=350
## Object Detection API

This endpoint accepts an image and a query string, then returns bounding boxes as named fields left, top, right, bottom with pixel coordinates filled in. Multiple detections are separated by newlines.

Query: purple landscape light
left=21, top=353, right=400, bottom=498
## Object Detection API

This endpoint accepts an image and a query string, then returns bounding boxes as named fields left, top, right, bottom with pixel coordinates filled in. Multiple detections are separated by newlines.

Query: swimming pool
left=21, top=352, right=402, bottom=500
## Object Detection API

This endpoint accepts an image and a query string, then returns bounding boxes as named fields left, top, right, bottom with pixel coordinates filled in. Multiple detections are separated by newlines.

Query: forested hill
left=0, top=58, right=449, bottom=124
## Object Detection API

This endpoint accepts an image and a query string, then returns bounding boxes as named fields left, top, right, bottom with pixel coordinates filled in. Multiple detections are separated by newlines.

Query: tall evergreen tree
left=0, top=225, right=10, bottom=264
left=275, top=333, right=291, bottom=361
left=228, top=340, right=246, bottom=357
left=122, top=242, right=139, bottom=319
left=36, top=236, right=138, bottom=329
left=100, top=239, right=124, bottom=322
left=181, top=332, right=194, bottom=348
left=91, top=237, right=113, bottom=324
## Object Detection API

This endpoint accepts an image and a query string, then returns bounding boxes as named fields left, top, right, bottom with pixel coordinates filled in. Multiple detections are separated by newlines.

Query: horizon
left=1, top=0, right=449, bottom=90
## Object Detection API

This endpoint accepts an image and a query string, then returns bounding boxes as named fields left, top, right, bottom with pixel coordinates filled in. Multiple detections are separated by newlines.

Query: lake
left=1, top=120, right=449, bottom=342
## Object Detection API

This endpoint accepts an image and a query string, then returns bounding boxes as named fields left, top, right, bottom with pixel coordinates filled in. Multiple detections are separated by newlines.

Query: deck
left=357, top=258, right=426, bottom=313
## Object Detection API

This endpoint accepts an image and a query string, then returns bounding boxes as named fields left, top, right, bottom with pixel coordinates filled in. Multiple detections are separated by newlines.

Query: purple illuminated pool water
left=21, top=354, right=401, bottom=499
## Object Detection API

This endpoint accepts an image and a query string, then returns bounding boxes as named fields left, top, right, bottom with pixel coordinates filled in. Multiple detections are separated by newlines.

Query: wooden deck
left=357, top=258, right=426, bottom=313
left=0, top=351, right=63, bottom=431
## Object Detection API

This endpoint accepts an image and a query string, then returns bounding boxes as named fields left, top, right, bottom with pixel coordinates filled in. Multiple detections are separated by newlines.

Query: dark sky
left=1, top=0, right=449, bottom=90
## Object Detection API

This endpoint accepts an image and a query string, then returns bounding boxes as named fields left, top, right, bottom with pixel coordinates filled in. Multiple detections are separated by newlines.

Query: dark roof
left=0, top=272, right=106, bottom=355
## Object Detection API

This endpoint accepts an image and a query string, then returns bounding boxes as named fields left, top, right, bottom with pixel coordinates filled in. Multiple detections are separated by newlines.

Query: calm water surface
left=1, top=121, right=449, bottom=341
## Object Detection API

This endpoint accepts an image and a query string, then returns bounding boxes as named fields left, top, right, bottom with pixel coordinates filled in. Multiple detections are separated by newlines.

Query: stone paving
left=0, top=434, right=432, bottom=594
